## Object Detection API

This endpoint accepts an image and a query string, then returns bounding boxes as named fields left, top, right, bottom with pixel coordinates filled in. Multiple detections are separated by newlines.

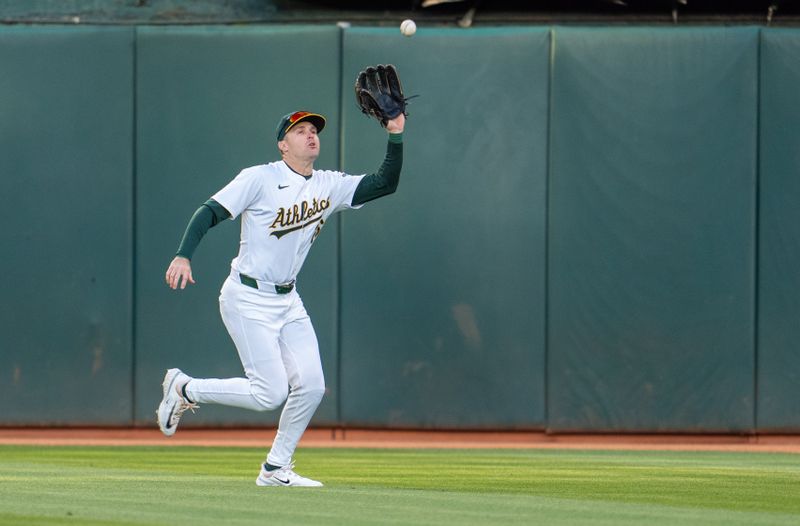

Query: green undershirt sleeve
left=175, top=199, right=231, bottom=260
left=351, top=132, right=403, bottom=206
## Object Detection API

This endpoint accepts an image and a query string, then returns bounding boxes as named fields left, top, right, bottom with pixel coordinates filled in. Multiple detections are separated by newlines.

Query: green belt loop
left=239, top=274, right=259, bottom=289
left=275, top=283, right=294, bottom=294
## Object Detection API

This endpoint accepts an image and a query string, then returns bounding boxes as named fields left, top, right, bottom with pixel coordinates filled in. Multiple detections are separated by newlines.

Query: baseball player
left=157, top=109, right=404, bottom=487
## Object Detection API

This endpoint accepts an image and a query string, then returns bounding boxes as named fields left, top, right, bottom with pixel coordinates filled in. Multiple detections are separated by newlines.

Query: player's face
left=280, top=121, right=320, bottom=161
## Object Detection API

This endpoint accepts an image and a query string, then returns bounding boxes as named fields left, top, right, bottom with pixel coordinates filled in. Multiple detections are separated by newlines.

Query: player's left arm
left=351, top=114, right=405, bottom=207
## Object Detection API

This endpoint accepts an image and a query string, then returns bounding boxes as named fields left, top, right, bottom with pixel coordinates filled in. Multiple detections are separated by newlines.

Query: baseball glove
left=354, top=64, right=409, bottom=127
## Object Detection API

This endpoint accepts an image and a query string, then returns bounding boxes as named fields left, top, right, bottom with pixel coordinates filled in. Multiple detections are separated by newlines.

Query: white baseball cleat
left=156, top=368, right=197, bottom=437
left=256, top=462, right=323, bottom=487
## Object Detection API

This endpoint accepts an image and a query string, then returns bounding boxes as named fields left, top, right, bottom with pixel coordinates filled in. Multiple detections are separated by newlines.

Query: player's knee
left=306, top=385, right=325, bottom=403
left=298, top=378, right=325, bottom=405
left=251, top=383, right=288, bottom=411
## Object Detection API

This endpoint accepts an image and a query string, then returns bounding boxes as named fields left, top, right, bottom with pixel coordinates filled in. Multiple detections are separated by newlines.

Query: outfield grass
left=1, top=446, right=799, bottom=525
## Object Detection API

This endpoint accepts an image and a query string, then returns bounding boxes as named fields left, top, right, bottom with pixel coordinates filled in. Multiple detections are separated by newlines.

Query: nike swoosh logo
left=274, top=477, right=291, bottom=485
left=163, top=374, right=179, bottom=428
left=278, top=184, right=290, bottom=189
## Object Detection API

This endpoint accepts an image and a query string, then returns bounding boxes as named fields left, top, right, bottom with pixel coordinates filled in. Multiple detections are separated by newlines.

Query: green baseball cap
left=276, top=111, right=326, bottom=141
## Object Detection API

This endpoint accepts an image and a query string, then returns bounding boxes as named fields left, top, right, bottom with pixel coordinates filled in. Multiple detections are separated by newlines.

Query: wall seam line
left=752, top=27, right=763, bottom=434
left=335, top=23, right=346, bottom=428
left=130, top=26, right=139, bottom=426
left=543, top=26, right=555, bottom=433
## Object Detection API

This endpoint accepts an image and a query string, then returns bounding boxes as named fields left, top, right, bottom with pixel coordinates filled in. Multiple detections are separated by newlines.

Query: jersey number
left=311, top=218, right=325, bottom=244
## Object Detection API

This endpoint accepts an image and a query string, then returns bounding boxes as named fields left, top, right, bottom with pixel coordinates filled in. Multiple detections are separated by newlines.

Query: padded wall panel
left=339, top=28, right=549, bottom=428
left=134, top=26, right=341, bottom=425
left=0, top=27, right=134, bottom=424
left=756, top=29, right=800, bottom=431
left=548, top=27, right=758, bottom=431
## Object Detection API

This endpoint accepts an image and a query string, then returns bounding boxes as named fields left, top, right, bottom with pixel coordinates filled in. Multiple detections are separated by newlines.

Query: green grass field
left=1, top=445, right=799, bottom=525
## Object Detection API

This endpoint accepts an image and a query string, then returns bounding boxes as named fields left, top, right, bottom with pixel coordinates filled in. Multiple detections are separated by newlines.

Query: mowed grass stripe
left=0, top=446, right=798, bottom=526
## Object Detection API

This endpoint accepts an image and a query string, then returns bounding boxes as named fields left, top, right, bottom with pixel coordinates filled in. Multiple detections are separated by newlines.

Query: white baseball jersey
left=212, top=160, right=365, bottom=285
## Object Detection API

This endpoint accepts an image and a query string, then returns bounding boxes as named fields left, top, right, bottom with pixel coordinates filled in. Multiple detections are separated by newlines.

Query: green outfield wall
left=1, top=25, right=798, bottom=432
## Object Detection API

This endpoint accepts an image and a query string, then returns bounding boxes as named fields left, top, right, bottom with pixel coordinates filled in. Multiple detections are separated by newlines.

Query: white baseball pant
left=184, top=276, right=325, bottom=467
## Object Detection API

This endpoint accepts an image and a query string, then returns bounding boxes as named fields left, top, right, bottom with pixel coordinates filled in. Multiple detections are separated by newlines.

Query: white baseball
left=400, top=19, right=416, bottom=37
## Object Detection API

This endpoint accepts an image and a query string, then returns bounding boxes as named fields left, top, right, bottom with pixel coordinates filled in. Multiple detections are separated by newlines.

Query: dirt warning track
left=1, top=428, right=800, bottom=453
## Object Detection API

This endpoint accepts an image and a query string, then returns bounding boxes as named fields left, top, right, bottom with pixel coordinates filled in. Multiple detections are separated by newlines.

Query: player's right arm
left=166, top=199, right=231, bottom=290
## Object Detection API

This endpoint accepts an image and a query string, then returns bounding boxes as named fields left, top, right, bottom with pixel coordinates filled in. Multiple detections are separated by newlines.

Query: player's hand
left=386, top=113, right=405, bottom=134
left=166, top=256, right=195, bottom=290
